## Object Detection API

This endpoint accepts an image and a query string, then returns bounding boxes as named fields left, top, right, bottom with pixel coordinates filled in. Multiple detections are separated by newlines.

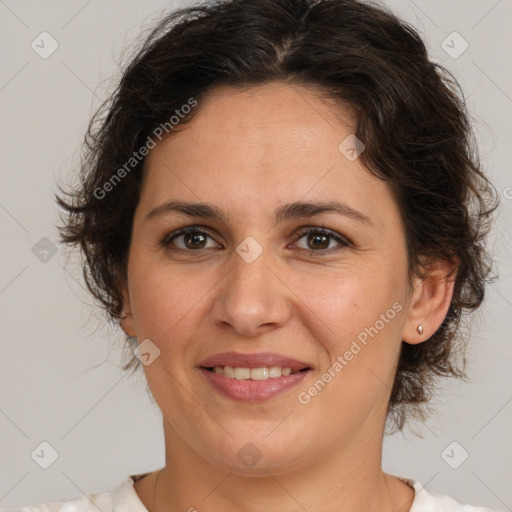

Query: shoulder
left=402, top=477, right=504, bottom=512
left=10, top=491, right=112, bottom=512
left=8, top=475, right=148, bottom=512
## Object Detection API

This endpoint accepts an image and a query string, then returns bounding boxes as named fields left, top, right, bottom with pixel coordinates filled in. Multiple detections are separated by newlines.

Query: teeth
left=212, top=366, right=297, bottom=380
left=223, top=366, right=235, bottom=378
left=269, top=366, right=282, bottom=378
left=234, top=367, right=251, bottom=380
left=250, top=367, right=269, bottom=380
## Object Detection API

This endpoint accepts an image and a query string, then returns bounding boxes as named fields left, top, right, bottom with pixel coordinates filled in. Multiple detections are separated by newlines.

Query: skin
left=120, top=82, right=455, bottom=512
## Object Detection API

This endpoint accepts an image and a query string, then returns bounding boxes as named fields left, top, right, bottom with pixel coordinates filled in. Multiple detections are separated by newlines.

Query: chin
left=199, top=430, right=309, bottom=475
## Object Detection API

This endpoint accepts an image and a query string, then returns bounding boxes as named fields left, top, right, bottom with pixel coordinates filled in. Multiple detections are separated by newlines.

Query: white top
left=10, top=474, right=502, bottom=512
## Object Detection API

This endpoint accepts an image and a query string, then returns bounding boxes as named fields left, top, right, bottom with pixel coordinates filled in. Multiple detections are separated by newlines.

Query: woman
left=18, top=0, right=501, bottom=510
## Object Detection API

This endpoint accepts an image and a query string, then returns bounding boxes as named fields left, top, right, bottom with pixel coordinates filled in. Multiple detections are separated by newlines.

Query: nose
left=211, top=245, right=292, bottom=337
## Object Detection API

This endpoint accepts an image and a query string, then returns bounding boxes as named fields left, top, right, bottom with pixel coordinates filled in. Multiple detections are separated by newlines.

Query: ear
left=402, top=258, right=458, bottom=344
left=119, top=284, right=137, bottom=338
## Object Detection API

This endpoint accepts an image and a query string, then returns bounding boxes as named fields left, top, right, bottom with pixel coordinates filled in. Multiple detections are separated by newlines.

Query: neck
left=139, top=418, right=415, bottom=512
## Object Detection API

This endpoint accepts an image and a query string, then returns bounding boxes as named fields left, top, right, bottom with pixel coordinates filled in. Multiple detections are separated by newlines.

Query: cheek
left=289, top=265, right=408, bottom=405
left=291, top=265, right=407, bottom=347
left=128, top=261, right=214, bottom=346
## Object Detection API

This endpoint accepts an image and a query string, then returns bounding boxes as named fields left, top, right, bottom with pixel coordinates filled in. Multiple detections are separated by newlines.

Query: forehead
left=139, top=82, right=396, bottom=228
left=149, top=81, right=357, bottom=163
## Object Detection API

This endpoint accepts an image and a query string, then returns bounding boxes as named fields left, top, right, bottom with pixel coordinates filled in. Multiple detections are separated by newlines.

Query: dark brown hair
left=57, top=0, right=497, bottom=430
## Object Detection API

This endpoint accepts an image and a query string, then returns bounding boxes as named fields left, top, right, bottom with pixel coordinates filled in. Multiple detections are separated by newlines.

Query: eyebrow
left=144, top=199, right=372, bottom=225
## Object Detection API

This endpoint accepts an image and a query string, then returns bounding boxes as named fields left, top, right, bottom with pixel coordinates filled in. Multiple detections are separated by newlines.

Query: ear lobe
left=119, top=286, right=136, bottom=338
left=402, top=258, right=457, bottom=345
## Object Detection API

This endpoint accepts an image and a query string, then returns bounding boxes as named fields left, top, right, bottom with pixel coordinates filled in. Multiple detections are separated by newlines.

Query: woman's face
left=122, top=82, right=415, bottom=473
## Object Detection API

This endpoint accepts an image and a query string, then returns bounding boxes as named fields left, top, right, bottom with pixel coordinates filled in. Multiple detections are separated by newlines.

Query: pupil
left=308, top=233, right=329, bottom=250
left=185, top=232, right=206, bottom=249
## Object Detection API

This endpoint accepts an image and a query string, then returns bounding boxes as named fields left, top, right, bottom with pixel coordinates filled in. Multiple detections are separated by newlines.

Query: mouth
left=202, top=365, right=310, bottom=380
left=198, top=352, right=312, bottom=402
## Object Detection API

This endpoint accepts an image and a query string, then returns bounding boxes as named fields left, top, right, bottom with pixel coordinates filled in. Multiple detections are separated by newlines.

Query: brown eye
left=294, top=228, right=349, bottom=253
left=182, top=231, right=208, bottom=249
left=162, top=227, right=219, bottom=251
left=306, top=232, right=330, bottom=250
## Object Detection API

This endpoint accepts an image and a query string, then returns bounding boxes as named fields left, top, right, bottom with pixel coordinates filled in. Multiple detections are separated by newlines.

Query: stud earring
left=417, top=324, right=423, bottom=335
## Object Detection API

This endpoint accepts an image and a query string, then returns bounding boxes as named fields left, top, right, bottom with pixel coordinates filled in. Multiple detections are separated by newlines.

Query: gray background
left=1, top=0, right=511, bottom=510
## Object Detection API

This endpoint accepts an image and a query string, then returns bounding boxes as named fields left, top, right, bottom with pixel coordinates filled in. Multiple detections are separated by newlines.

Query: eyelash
left=160, top=225, right=350, bottom=255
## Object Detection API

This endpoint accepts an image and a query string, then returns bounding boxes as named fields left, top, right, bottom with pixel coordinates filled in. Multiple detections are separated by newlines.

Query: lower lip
left=200, top=368, right=310, bottom=402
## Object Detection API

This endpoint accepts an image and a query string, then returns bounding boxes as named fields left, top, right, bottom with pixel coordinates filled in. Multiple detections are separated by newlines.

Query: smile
left=205, top=365, right=302, bottom=380
left=198, top=351, right=312, bottom=402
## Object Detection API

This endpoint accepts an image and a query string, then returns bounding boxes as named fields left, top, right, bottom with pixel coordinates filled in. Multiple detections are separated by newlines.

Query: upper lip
left=198, top=351, right=311, bottom=371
